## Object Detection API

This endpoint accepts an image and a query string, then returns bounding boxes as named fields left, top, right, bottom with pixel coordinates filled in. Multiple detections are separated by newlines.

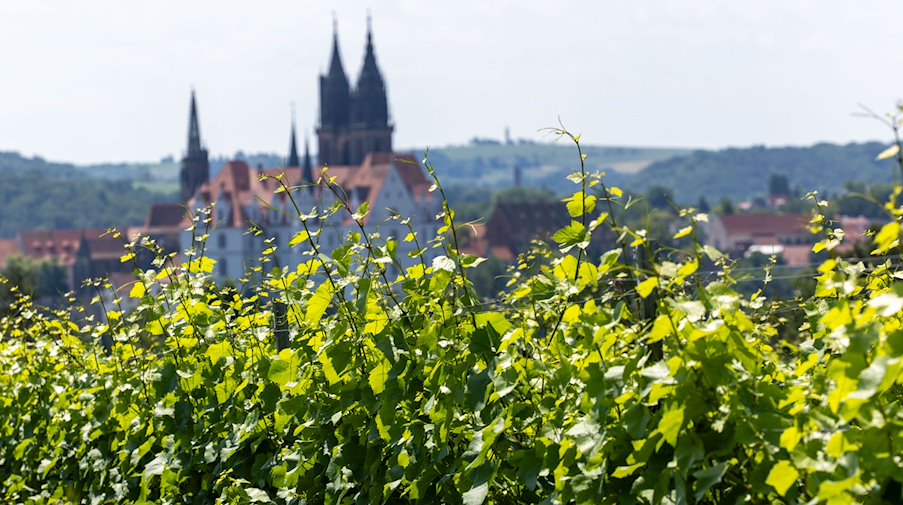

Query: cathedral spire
left=180, top=89, right=210, bottom=202
left=187, top=89, right=203, bottom=158
left=302, top=134, right=314, bottom=192
left=327, top=15, right=348, bottom=86
left=287, top=109, right=300, bottom=167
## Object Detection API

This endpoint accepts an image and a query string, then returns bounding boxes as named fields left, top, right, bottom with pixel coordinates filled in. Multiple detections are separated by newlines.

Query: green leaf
left=267, top=350, right=297, bottom=387
left=462, top=464, right=493, bottom=505
left=658, top=404, right=685, bottom=447
left=637, top=277, right=658, bottom=299
left=368, top=357, right=391, bottom=394
left=693, top=464, right=727, bottom=501
left=129, top=282, right=146, bottom=299
left=143, top=456, right=167, bottom=478
left=245, top=488, right=273, bottom=503
left=432, top=255, right=456, bottom=272
left=673, top=225, right=693, bottom=240
left=876, top=144, right=900, bottom=161
left=352, top=201, right=370, bottom=221
left=289, top=230, right=309, bottom=247
left=780, top=426, right=802, bottom=452
left=565, top=193, right=597, bottom=218
left=766, top=460, right=799, bottom=497
left=319, top=351, right=342, bottom=385
left=13, top=439, right=32, bottom=459
left=206, top=341, right=232, bottom=363
left=612, top=462, right=645, bottom=478
left=552, top=221, right=589, bottom=252
left=306, top=282, right=333, bottom=324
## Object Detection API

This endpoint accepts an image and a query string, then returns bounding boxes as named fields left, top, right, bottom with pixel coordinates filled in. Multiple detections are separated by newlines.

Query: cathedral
left=164, top=18, right=439, bottom=279
left=318, top=17, right=394, bottom=166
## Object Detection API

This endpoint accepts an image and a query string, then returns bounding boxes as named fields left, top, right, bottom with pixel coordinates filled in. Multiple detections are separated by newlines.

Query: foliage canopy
left=1, top=131, right=903, bottom=504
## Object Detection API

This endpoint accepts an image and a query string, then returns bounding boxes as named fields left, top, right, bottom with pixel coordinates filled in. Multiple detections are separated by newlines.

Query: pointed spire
left=327, top=14, right=347, bottom=82
left=302, top=134, right=314, bottom=192
left=180, top=89, right=210, bottom=202
left=320, top=14, right=351, bottom=131
left=287, top=107, right=300, bottom=167
left=361, top=12, right=378, bottom=73
left=351, top=14, right=389, bottom=129
left=366, top=10, right=373, bottom=49
left=187, top=89, right=203, bottom=157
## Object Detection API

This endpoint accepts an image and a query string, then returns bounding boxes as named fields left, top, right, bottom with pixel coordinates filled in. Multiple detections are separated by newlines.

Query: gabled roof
left=145, top=203, right=186, bottom=229
left=17, top=229, right=108, bottom=266
left=80, top=235, right=127, bottom=261
left=718, top=214, right=809, bottom=237
left=190, top=153, right=432, bottom=229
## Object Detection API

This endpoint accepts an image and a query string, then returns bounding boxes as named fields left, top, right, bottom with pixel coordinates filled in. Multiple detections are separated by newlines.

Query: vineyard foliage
left=2, top=129, right=903, bottom=504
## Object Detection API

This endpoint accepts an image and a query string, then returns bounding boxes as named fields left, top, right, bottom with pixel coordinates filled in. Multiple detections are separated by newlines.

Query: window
left=217, top=234, right=227, bottom=249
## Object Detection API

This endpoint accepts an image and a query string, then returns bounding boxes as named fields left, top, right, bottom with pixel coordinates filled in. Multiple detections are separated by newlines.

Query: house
left=0, top=229, right=139, bottom=292
left=704, top=214, right=812, bottom=266
left=180, top=154, right=439, bottom=279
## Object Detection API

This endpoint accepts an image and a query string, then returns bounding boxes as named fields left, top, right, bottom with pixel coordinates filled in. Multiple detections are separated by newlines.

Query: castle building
left=174, top=18, right=439, bottom=280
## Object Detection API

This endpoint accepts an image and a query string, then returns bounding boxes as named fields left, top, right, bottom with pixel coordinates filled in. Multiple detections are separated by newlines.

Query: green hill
left=0, top=151, right=177, bottom=237
left=626, top=142, right=896, bottom=203
left=416, top=142, right=691, bottom=194
left=1, top=140, right=898, bottom=237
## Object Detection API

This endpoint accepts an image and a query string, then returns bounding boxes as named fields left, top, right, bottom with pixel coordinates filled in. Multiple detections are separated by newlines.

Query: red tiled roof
left=719, top=214, right=808, bottom=236
left=18, top=229, right=107, bottom=266
left=190, top=153, right=431, bottom=229
left=145, top=203, right=186, bottom=229
left=82, top=235, right=127, bottom=261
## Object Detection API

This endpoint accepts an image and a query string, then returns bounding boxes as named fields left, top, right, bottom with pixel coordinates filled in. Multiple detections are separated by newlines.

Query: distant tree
left=467, top=257, right=510, bottom=299
left=492, top=187, right=558, bottom=205
left=769, top=173, right=791, bottom=196
left=834, top=182, right=894, bottom=218
left=716, top=197, right=736, bottom=215
left=645, top=185, right=675, bottom=210
left=697, top=196, right=711, bottom=213
left=0, top=256, right=67, bottom=308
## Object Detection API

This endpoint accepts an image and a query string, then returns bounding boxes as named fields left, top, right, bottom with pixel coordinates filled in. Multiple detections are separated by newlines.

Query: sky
left=1, top=1, right=902, bottom=164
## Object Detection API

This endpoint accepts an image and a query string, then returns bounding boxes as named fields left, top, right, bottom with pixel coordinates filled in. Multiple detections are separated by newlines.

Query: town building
left=170, top=18, right=439, bottom=279
left=0, top=229, right=140, bottom=292
left=704, top=214, right=812, bottom=266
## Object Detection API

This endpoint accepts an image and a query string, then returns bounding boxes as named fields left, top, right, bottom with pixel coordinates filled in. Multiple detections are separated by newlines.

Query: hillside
left=626, top=142, right=896, bottom=203
left=1, top=140, right=898, bottom=237
left=418, top=142, right=690, bottom=195
left=0, top=152, right=177, bottom=237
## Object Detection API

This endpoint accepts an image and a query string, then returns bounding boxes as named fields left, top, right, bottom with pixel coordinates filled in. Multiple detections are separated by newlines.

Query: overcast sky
left=1, top=1, right=902, bottom=164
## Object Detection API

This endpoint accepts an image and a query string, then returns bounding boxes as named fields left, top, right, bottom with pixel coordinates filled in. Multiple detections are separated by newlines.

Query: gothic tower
left=317, top=19, right=351, bottom=166
left=179, top=90, right=210, bottom=202
left=348, top=15, right=393, bottom=164
left=287, top=115, right=300, bottom=168
left=302, top=135, right=314, bottom=187
left=317, top=15, right=393, bottom=166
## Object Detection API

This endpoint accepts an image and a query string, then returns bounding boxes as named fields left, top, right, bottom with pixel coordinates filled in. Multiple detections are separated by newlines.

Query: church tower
left=317, top=18, right=351, bottom=166
left=317, top=15, right=393, bottom=166
left=287, top=115, right=300, bottom=168
left=302, top=135, right=314, bottom=187
left=348, top=15, right=393, bottom=164
left=179, top=90, right=210, bottom=202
